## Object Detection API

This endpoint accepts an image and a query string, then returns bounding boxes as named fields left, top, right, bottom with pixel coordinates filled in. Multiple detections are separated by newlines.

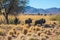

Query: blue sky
left=28, top=0, right=60, bottom=9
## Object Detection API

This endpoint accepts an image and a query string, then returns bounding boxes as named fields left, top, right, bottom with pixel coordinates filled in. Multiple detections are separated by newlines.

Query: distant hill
left=25, top=6, right=47, bottom=14
left=46, top=8, right=60, bottom=14
left=25, top=6, right=60, bottom=14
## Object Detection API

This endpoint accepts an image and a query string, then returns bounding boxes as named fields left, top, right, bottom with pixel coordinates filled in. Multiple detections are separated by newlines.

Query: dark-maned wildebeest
left=44, top=23, right=56, bottom=28
left=34, top=18, right=46, bottom=26
left=25, top=18, right=32, bottom=27
left=44, top=24, right=51, bottom=28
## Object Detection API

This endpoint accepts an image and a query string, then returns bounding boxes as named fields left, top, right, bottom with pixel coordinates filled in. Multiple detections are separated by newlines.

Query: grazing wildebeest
left=44, top=24, right=51, bottom=28
left=25, top=18, right=32, bottom=26
left=44, top=23, right=56, bottom=28
left=34, top=18, right=46, bottom=26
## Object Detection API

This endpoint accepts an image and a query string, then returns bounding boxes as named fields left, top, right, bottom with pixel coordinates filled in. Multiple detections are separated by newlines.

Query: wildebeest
left=44, top=24, right=51, bottom=28
left=44, top=23, right=56, bottom=28
left=34, top=18, right=46, bottom=26
left=25, top=18, right=32, bottom=26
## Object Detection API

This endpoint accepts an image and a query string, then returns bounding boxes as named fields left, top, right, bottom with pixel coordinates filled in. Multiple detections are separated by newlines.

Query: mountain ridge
left=25, top=6, right=60, bottom=14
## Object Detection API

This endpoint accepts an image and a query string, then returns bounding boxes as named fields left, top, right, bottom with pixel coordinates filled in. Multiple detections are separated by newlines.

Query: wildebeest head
left=41, top=18, right=46, bottom=23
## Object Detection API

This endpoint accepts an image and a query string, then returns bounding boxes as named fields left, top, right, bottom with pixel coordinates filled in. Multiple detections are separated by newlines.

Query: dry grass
left=0, top=14, right=60, bottom=40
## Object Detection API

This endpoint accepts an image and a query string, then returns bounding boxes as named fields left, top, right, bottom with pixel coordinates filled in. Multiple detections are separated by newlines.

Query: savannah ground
left=0, top=14, right=60, bottom=40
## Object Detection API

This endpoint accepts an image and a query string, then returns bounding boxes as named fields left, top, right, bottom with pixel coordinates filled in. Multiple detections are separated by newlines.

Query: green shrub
left=0, top=31, right=3, bottom=35
left=8, top=18, right=20, bottom=24
left=50, top=15, right=60, bottom=24
left=50, top=15, right=60, bottom=21
left=8, top=19, right=15, bottom=24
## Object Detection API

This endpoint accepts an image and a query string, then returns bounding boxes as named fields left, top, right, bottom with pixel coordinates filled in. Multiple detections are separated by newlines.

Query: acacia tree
left=0, top=0, right=28, bottom=24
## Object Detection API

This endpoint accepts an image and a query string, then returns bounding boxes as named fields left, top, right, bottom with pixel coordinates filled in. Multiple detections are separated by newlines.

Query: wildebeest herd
left=14, top=17, right=46, bottom=26
left=14, top=17, right=57, bottom=28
